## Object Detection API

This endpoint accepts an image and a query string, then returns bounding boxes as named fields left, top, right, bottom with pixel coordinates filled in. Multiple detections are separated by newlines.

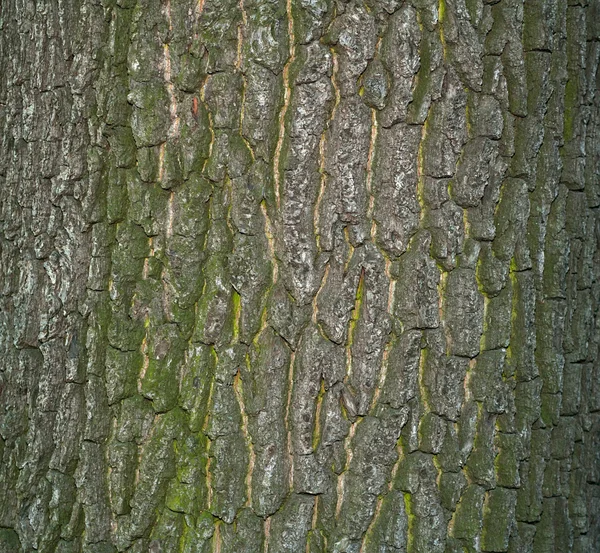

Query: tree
left=1, top=0, right=599, bottom=551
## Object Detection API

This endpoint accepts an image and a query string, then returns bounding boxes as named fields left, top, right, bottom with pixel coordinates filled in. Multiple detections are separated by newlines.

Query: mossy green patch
left=451, top=484, right=484, bottom=540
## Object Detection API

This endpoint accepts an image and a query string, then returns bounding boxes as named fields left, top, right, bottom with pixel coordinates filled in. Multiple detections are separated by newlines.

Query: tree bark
left=1, top=0, right=599, bottom=552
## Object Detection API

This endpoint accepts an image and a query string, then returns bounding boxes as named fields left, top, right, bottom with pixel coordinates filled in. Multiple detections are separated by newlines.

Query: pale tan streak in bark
left=162, top=0, right=180, bottom=140
left=343, top=226, right=355, bottom=275
left=261, top=201, right=279, bottom=284
left=201, top=75, right=216, bottom=174
left=138, top=313, right=151, bottom=393
left=237, top=0, right=256, bottom=166
left=213, top=520, right=221, bottom=553
left=329, top=49, right=341, bottom=121
left=285, top=351, right=296, bottom=491
left=365, top=37, right=381, bottom=234
left=203, top=378, right=216, bottom=509
left=307, top=495, right=320, bottom=553
left=236, top=0, right=247, bottom=71
left=142, top=237, right=154, bottom=280
left=166, top=191, right=174, bottom=240
left=158, top=142, right=166, bottom=183
left=438, top=270, right=446, bottom=336
left=465, top=358, right=476, bottom=399
left=366, top=109, right=378, bottom=224
left=370, top=260, right=395, bottom=411
left=314, top=47, right=337, bottom=249
left=263, top=517, right=271, bottom=553
left=314, top=132, right=329, bottom=251
left=346, top=267, right=364, bottom=381
left=366, top=33, right=382, bottom=235
left=418, top=342, right=430, bottom=412
left=312, top=379, right=326, bottom=449
left=360, top=493, right=384, bottom=553
left=416, top=121, right=427, bottom=226
left=335, top=418, right=359, bottom=518
left=312, top=262, right=330, bottom=325
left=361, top=434, right=407, bottom=551
left=273, top=0, right=296, bottom=210
left=234, top=369, right=255, bottom=508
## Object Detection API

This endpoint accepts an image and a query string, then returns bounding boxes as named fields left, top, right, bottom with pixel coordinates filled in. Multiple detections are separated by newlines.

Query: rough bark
left=1, top=0, right=599, bottom=552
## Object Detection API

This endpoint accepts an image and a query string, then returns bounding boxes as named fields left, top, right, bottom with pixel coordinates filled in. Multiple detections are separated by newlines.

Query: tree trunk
left=1, top=0, right=599, bottom=551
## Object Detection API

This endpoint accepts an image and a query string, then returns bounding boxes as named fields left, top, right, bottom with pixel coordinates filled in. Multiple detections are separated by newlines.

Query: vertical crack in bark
left=236, top=0, right=247, bottom=72
left=213, top=520, right=221, bottom=553
left=234, top=369, right=254, bottom=508
left=166, top=191, right=175, bottom=240
left=285, top=351, right=296, bottom=492
left=203, top=375, right=216, bottom=510
left=263, top=516, right=271, bottom=553
left=366, top=109, right=378, bottom=231
left=370, top=259, right=395, bottom=412
left=335, top=417, right=360, bottom=519
left=359, top=492, right=384, bottom=553
left=308, top=495, right=320, bottom=553
left=163, top=0, right=180, bottom=139
left=272, top=0, right=296, bottom=210
left=314, top=131, right=329, bottom=251
left=312, top=262, right=330, bottom=326
left=200, top=75, right=215, bottom=174
left=346, top=266, right=365, bottom=382
left=261, top=200, right=278, bottom=285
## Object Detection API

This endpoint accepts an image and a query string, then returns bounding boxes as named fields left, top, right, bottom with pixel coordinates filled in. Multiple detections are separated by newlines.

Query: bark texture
left=1, top=0, right=600, bottom=552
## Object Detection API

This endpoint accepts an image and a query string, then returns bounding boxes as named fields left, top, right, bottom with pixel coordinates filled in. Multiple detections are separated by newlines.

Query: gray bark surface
left=1, top=0, right=599, bottom=551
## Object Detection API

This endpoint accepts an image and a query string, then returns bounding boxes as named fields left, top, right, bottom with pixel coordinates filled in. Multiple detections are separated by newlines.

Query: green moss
left=105, top=77, right=132, bottom=127
left=227, top=133, right=254, bottom=178
left=465, top=0, right=478, bottom=25
left=438, top=471, right=466, bottom=511
left=481, top=488, right=516, bottom=552
left=540, top=391, right=561, bottom=427
left=160, top=141, right=184, bottom=190
left=140, top=325, right=186, bottom=412
left=494, top=433, right=520, bottom=488
left=113, top=221, right=150, bottom=274
left=130, top=83, right=171, bottom=147
left=407, top=29, right=434, bottom=124
left=451, top=484, right=484, bottom=540
left=112, top=6, right=134, bottom=65
left=166, top=432, right=209, bottom=516
left=105, top=346, right=142, bottom=404
left=438, top=0, right=446, bottom=25
left=346, top=268, right=365, bottom=348
left=108, top=126, right=137, bottom=169
left=0, top=529, right=21, bottom=551
left=106, top=165, right=129, bottom=224
left=418, top=412, right=446, bottom=454
left=465, top=404, right=496, bottom=488
left=230, top=290, right=241, bottom=341
left=179, top=345, right=216, bottom=432
left=148, top=508, right=185, bottom=553
left=404, top=492, right=416, bottom=552
left=191, top=254, right=234, bottom=346
left=107, top=309, right=146, bottom=353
